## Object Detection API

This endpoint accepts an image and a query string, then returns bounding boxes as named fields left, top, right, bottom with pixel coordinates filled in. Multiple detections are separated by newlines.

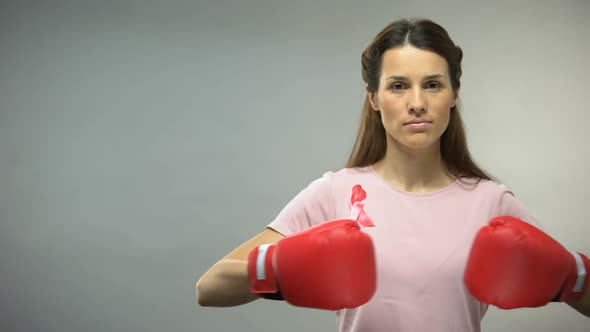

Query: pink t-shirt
left=267, top=166, right=540, bottom=332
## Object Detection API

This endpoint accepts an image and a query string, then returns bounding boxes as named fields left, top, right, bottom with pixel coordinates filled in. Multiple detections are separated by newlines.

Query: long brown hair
left=346, top=18, right=493, bottom=182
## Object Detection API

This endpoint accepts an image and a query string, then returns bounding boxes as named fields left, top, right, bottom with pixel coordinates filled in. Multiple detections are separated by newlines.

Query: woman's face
left=368, top=45, right=458, bottom=151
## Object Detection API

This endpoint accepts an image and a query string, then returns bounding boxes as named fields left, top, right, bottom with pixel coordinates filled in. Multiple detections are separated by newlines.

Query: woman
left=196, top=18, right=589, bottom=331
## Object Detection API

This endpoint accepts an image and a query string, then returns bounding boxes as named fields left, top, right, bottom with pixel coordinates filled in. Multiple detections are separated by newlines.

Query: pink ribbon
left=348, top=184, right=375, bottom=227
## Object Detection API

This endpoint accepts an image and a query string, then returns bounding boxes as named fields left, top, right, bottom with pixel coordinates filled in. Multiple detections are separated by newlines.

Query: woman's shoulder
left=456, top=177, right=512, bottom=196
left=315, top=166, right=373, bottom=180
left=303, top=167, right=376, bottom=198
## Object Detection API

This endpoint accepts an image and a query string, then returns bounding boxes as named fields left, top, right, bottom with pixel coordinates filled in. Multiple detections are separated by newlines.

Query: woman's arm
left=568, top=287, right=590, bottom=318
left=196, top=228, right=285, bottom=307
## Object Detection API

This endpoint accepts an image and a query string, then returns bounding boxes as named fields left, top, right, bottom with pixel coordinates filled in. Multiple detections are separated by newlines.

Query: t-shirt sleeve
left=497, top=185, right=543, bottom=230
left=267, top=172, right=335, bottom=237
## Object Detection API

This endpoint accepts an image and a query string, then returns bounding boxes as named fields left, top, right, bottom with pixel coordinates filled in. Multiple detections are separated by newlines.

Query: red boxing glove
left=248, top=219, right=377, bottom=310
left=464, top=216, right=589, bottom=309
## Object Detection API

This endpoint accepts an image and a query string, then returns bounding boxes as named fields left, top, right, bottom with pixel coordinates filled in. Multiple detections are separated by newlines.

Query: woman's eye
left=426, top=81, right=441, bottom=89
left=390, top=83, right=406, bottom=90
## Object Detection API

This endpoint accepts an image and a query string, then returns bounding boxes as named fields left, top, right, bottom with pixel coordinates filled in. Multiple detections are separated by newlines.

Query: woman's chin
left=400, top=138, right=439, bottom=151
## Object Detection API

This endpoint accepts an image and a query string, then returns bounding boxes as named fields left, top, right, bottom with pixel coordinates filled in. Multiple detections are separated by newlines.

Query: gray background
left=1, top=0, right=589, bottom=331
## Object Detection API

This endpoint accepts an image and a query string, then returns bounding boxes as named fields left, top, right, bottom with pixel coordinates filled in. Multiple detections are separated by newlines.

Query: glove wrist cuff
left=559, top=252, right=589, bottom=302
left=248, top=244, right=280, bottom=295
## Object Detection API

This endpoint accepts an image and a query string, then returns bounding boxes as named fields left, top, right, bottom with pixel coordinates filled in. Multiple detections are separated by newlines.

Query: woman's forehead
left=380, top=46, right=449, bottom=78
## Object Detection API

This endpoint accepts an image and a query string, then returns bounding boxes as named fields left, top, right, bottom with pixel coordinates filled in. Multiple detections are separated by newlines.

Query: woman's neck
left=372, top=139, right=455, bottom=193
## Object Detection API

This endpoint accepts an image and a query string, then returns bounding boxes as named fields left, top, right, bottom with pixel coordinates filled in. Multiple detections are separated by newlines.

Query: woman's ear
left=451, top=88, right=460, bottom=108
left=365, top=84, right=379, bottom=111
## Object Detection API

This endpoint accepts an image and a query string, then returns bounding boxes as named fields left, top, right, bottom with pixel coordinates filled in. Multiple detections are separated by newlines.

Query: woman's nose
left=408, top=89, right=426, bottom=115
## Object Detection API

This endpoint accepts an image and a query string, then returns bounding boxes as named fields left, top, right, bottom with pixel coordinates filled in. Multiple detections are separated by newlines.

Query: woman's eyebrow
left=385, top=74, right=447, bottom=81
left=423, top=74, right=446, bottom=80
